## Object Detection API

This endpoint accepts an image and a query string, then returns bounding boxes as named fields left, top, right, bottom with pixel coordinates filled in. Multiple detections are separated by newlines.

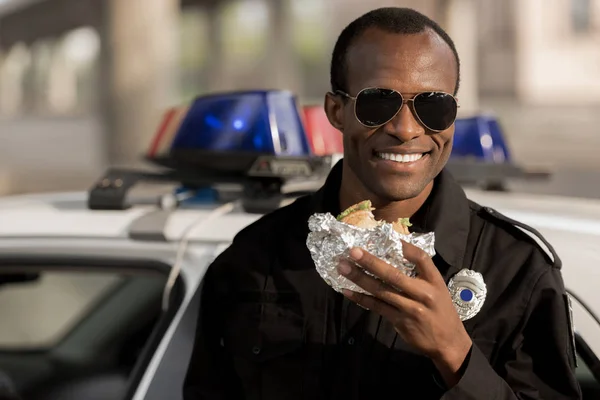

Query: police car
left=0, top=90, right=598, bottom=400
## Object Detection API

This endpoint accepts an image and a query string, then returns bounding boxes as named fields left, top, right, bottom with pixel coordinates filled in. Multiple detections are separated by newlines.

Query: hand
left=337, top=242, right=472, bottom=387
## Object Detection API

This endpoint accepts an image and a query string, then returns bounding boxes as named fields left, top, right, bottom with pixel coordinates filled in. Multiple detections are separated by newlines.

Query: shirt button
left=347, top=337, right=355, bottom=345
left=252, top=346, right=261, bottom=355
left=264, top=292, right=277, bottom=302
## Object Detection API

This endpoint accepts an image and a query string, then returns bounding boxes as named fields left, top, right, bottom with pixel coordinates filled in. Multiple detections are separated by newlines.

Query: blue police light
left=168, top=90, right=311, bottom=157
left=175, top=186, right=219, bottom=205
left=140, top=90, right=331, bottom=208
left=452, top=115, right=512, bottom=163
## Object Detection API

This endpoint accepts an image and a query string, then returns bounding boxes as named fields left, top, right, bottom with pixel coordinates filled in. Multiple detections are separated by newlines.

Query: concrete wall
left=477, top=0, right=517, bottom=97
left=0, top=116, right=105, bottom=194
left=515, top=0, right=600, bottom=105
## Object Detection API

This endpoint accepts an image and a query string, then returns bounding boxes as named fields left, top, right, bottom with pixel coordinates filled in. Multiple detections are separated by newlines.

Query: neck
left=339, top=163, right=433, bottom=223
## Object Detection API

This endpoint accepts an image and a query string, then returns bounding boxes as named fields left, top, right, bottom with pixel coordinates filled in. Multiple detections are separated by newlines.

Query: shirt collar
left=310, top=161, right=471, bottom=269
left=410, top=169, right=471, bottom=269
left=310, top=160, right=343, bottom=216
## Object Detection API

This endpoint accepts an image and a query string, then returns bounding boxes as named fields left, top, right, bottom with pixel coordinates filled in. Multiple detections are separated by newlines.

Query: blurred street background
left=0, top=0, right=599, bottom=198
left=1, top=3, right=600, bottom=397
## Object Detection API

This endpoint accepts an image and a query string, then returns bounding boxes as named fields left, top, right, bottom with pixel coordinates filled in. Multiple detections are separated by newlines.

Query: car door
left=131, top=245, right=221, bottom=400
left=0, top=247, right=184, bottom=400
left=568, top=291, right=600, bottom=398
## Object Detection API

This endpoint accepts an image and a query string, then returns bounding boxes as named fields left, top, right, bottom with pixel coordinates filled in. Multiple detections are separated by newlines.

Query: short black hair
left=330, top=7, right=461, bottom=95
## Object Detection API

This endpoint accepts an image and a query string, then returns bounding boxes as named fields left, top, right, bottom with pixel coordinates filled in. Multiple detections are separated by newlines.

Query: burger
left=336, top=200, right=412, bottom=234
left=392, top=217, right=412, bottom=235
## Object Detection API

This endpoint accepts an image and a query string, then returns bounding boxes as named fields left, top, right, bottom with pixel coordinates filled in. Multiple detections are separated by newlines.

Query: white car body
left=0, top=187, right=598, bottom=399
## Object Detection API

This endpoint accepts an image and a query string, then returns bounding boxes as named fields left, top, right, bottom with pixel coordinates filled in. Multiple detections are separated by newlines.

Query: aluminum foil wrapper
left=307, top=212, right=436, bottom=294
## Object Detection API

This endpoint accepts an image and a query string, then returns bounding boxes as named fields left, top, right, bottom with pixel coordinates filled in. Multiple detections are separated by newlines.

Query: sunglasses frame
left=334, top=87, right=460, bottom=132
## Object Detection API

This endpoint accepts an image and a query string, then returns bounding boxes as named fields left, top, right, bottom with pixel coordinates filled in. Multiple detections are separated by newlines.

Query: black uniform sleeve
left=441, top=267, right=581, bottom=400
left=182, top=247, right=243, bottom=400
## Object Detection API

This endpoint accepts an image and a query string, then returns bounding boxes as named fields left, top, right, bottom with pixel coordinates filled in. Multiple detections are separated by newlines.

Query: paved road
left=480, top=99, right=600, bottom=170
left=1, top=99, right=599, bottom=199
left=474, top=99, right=600, bottom=199
left=488, top=168, right=600, bottom=200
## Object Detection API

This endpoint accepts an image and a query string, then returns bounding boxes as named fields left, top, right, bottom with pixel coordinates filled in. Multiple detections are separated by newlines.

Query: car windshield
left=0, top=263, right=173, bottom=400
left=0, top=270, right=122, bottom=349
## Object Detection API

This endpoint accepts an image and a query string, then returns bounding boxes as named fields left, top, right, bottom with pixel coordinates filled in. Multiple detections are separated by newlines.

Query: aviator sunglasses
left=335, top=87, right=459, bottom=132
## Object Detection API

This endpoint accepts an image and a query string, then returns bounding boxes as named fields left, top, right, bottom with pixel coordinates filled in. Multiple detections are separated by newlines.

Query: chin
left=372, top=179, right=429, bottom=202
left=382, top=189, right=424, bottom=202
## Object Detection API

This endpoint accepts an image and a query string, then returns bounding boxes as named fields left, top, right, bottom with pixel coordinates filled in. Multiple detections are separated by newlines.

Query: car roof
left=2, top=187, right=600, bottom=315
left=2, top=187, right=600, bottom=242
left=465, top=189, right=600, bottom=235
left=0, top=191, right=262, bottom=242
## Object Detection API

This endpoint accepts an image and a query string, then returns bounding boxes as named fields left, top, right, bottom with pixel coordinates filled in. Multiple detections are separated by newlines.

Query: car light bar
left=248, top=155, right=321, bottom=178
left=451, top=115, right=512, bottom=163
left=147, top=90, right=312, bottom=170
left=87, top=154, right=332, bottom=212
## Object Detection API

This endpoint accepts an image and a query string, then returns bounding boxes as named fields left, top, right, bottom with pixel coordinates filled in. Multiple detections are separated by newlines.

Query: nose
left=381, top=102, right=425, bottom=142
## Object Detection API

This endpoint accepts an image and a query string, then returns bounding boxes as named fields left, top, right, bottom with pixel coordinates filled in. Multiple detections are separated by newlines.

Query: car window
left=577, top=352, right=600, bottom=398
left=575, top=334, right=600, bottom=398
left=0, top=270, right=122, bottom=348
left=0, top=262, right=176, bottom=400
left=578, top=352, right=595, bottom=378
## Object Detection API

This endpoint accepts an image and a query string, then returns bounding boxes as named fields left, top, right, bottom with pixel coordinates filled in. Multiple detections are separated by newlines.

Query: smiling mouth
left=374, top=152, right=428, bottom=163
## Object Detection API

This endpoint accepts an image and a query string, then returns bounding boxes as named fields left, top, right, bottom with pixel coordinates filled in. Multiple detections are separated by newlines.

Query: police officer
left=183, top=7, right=581, bottom=400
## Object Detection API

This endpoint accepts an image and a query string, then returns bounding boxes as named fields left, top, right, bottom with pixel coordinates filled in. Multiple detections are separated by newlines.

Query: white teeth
left=376, top=152, right=423, bottom=163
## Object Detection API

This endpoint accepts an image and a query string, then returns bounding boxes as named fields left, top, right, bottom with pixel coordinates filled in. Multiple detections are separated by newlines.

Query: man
left=184, top=7, right=581, bottom=400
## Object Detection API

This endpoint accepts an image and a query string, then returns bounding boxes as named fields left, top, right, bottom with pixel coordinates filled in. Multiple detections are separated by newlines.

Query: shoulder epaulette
left=479, top=206, right=562, bottom=269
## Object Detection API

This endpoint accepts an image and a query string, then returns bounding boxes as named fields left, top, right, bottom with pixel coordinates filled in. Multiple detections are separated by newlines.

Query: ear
left=324, top=92, right=345, bottom=132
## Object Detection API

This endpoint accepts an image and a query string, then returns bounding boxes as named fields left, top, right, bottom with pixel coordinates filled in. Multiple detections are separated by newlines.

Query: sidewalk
left=480, top=98, right=600, bottom=170
left=1, top=100, right=599, bottom=198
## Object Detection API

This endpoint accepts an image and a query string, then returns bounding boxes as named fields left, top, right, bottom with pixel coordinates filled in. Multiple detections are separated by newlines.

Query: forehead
left=345, top=28, right=457, bottom=94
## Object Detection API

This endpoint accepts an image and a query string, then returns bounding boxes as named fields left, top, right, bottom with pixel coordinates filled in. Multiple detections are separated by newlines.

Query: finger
left=401, top=241, right=443, bottom=284
left=341, top=289, right=400, bottom=322
left=337, top=260, right=420, bottom=308
left=347, top=248, right=426, bottom=297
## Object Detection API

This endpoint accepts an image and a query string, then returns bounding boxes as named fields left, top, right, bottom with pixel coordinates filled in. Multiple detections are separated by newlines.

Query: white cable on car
left=161, top=200, right=239, bottom=311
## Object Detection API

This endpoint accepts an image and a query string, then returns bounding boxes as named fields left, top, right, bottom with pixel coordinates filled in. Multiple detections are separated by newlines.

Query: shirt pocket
left=223, top=301, right=307, bottom=399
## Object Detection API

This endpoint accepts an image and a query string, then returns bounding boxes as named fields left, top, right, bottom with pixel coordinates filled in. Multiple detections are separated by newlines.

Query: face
left=325, top=28, right=458, bottom=202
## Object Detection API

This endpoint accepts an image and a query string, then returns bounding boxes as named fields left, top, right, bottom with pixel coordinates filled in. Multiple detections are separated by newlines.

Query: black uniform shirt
left=183, top=161, right=581, bottom=400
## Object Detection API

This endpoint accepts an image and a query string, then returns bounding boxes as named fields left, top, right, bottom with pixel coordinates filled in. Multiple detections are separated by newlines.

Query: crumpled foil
left=307, top=212, right=436, bottom=294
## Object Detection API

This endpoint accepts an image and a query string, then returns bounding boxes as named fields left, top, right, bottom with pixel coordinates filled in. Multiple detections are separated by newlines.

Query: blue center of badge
left=460, top=289, right=474, bottom=302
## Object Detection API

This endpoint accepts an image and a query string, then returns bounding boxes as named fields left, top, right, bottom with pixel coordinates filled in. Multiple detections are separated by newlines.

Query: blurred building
left=479, top=0, right=600, bottom=104
left=0, top=0, right=598, bottom=194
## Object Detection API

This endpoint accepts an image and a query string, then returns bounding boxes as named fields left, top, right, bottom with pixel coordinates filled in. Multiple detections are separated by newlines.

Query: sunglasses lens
left=413, top=92, right=458, bottom=131
left=355, top=88, right=403, bottom=127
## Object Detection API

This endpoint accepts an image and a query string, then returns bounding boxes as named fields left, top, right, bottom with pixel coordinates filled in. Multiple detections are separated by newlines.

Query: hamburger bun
left=337, top=200, right=412, bottom=233
left=337, top=200, right=379, bottom=229
left=339, top=210, right=380, bottom=229
left=392, top=218, right=412, bottom=235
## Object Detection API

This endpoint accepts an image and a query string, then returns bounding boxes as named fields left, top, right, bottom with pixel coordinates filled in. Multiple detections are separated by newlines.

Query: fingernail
left=349, top=248, right=363, bottom=260
left=337, top=261, right=352, bottom=276
left=342, top=289, right=353, bottom=297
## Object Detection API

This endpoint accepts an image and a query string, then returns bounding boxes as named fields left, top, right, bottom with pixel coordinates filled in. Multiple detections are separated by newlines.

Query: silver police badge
left=447, top=269, right=487, bottom=321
